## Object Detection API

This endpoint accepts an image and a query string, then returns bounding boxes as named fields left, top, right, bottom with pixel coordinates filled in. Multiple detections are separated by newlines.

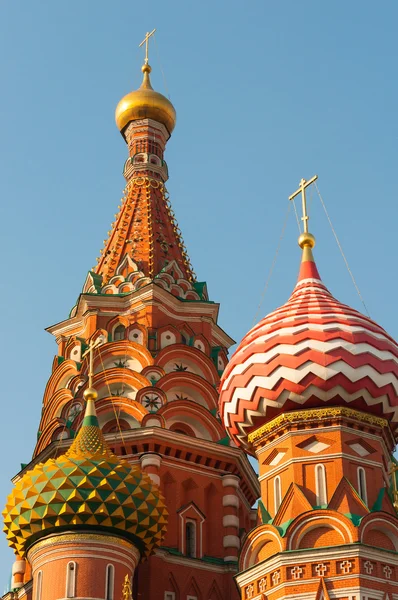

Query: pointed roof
left=94, top=177, right=196, bottom=287
left=327, top=477, right=369, bottom=518
left=315, top=578, right=331, bottom=600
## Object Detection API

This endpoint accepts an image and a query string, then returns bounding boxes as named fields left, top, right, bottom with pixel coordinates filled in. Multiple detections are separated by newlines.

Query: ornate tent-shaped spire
left=89, top=44, right=195, bottom=294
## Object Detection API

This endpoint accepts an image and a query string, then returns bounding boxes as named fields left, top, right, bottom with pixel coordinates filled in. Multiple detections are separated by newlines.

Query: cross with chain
left=139, top=28, right=156, bottom=65
left=390, top=461, right=398, bottom=510
left=81, top=337, right=102, bottom=389
left=288, top=175, right=318, bottom=234
left=122, top=574, right=132, bottom=600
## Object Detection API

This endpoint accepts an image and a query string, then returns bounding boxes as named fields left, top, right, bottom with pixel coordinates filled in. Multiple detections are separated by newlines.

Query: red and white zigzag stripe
left=219, top=255, right=398, bottom=450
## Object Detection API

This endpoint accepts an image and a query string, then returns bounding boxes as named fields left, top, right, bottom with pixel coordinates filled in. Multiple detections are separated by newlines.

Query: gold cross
left=122, top=574, right=132, bottom=600
left=288, top=175, right=318, bottom=233
left=81, top=338, right=102, bottom=389
left=139, top=28, right=156, bottom=65
left=390, top=462, right=398, bottom=511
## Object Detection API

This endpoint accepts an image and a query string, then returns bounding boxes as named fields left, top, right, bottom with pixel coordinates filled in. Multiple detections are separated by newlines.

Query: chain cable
left=252, top=201, right=292, bottom=326
left=314, top=182, right=370, bottom=317
left=153, top=33, right=171, bottom=100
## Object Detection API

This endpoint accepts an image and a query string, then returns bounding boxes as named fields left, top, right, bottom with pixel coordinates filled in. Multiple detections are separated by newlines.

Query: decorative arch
left=86, top=396, right=146, bottom=429
left=159, top=400, right=224, bottom=442
left=156, top=345, right=219, bottom=385
left=64, top=338, right=82, bottom=362
left=157, top=372, right=219, bottom=410
left=360, top=514, right=398, bottom=551
left=34, top=418, right=65, bottom=456
left=107, top=316, right=130, bottom=339
left=78, top=368, right=149, bottom=402
left=193, top=334, right=210, bottom=355
left=83, top=340, right=153, bottom=377
left=41, top=389, right=74, bottom=425
left=287, top=510, right=357, bottom=550
left=43, top=360, right=79, bottom=403
left=128, top=323, right=147, bottom=346
left=239, top=525, right=284, bottom=571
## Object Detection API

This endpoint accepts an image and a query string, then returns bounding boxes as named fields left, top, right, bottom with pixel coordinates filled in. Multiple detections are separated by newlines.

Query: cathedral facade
left=2, top=42, right=398, bottom=600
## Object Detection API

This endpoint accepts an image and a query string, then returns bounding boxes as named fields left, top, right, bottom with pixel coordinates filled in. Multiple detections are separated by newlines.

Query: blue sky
left=0, top=0, right=397, bottom=580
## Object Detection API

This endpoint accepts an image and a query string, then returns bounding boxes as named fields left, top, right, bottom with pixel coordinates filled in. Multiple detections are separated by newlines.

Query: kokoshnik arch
left=2, top=31, right=398, bottom=600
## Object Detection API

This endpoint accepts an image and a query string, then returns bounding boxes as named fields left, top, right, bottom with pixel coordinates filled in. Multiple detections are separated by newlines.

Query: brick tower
left=2, top=41, right=258, bottom=600
left=219, top=178, right=398, bottom=598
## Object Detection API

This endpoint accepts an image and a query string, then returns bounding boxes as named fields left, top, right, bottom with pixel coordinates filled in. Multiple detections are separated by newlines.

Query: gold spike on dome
left=3, top=385, right=167, bottom=557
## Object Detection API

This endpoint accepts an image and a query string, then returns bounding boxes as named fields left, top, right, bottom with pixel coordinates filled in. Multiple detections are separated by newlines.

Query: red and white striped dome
left=219, top=246, right=398, bottom=451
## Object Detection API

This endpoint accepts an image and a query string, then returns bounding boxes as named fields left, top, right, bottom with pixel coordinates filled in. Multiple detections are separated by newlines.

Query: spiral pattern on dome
left=219, top=248, right=398, bottom=451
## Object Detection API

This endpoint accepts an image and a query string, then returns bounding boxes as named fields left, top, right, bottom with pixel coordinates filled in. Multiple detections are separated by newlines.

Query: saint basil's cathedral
left=2, top=34, right=398, bottom=600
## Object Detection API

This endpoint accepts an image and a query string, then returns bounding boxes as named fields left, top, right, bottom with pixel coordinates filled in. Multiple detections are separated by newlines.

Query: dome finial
left=139, top=28, right=156, bottom=66
left=139, top=29, right=156, bottom=89
left=81, top=337, right=101, bottom=421
left=289, top=175, right=318, bottom=250
left=115, top=29, right=176, bottom=136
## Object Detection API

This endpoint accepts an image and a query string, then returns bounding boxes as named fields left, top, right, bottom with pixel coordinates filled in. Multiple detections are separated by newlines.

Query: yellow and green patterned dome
left=3, top=389, right=167, bottom=557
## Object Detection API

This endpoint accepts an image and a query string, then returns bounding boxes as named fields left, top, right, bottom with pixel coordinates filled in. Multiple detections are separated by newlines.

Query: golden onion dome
left=3, top=392, right=168, bottom=557
left=115, top=64, right=176, bottom=136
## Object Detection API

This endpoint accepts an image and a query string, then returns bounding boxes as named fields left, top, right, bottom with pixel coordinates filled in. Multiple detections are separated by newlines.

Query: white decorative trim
left=223, top=495, right=239, bottom=508
left=140, top=454, right=162, bottom=470
left=222, top=474, right=240, bottom=489
left=224, top=555, right=239, bottom=562
left=223, top=515, right=239, bottom=528
left=223, top=535, right=240, bottom=549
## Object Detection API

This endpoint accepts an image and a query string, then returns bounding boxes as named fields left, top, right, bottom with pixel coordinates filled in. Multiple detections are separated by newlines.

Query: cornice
left=46, top=283, right=235, bottom=346
left=17, top=427, right=259, bottom=502
left=249, top=406, right=394, bottom=450
left=235, top=543, right=398, bottom=587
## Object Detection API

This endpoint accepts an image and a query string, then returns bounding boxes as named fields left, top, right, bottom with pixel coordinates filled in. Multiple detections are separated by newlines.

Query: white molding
left=237, top=543, right=398, bottom=587
left=222, top=474, right=240, bottom=489
left=223, top=495, right=239, bottom=508
left=223, top=515, right=239, bottom=528
left=223, top=535, right=240, bottom=549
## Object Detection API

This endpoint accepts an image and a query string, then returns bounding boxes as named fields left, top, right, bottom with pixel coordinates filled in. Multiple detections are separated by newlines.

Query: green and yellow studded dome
left=3, top=389, right=167, bottom=557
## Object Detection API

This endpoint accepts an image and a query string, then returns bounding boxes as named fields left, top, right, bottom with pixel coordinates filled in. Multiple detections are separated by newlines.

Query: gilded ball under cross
left=298, top=232, right=316, bottom=249
left=83, top=387, right=98, bottom=402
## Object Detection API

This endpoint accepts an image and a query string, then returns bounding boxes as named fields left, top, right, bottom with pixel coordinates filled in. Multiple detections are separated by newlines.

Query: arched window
left=105, top=564, right=115, bottom=600
left=315, top=464, right=327, bottom=506
left=66, top=561, right=76, bottom=598
left=274, top=476, right=282, bottom=513
left=113, top=325, right=125, bottom=341
left=357, top=467, right=367, bottom=504
left=185, top=520, right=196, bottom=558
left=35, top=571, right=43, bottom=600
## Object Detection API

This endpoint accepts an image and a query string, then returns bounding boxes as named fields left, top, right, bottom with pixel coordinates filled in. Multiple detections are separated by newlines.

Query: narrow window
left=66, top=562, right=76, bottom=598
left=357, top=467, right=367, bottom=504
left=35, top=571, right=43, bottom=600
left=185, top=520, right=196, bottom=558
left=274, top=476, right=282, bottom=513
left=164, top=594, right=175, bottom=600
left=105, top=564, right=115, bottom=600
left=315, top=464, right=327, bottom=506
left=114, top=325, right=125, bottom=341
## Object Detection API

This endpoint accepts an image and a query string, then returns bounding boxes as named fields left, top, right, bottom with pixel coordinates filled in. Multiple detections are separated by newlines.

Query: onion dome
left=3, top=388, right=168, bottom=557
left=115, top=63, right=176, bottom=136
left=219, top=238, right=398, bottom=453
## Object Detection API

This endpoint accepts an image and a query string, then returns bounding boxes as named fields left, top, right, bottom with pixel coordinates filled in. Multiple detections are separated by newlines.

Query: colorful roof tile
left=3, top=391, right=168, bottom=557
